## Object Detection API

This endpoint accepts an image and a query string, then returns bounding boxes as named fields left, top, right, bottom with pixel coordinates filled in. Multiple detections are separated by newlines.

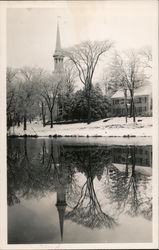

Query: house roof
left=111, top=84, right=152, bottom=99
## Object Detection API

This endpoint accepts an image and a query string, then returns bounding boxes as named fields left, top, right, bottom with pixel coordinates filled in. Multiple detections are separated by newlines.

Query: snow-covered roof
left=111, top=84, right=152, bottom=99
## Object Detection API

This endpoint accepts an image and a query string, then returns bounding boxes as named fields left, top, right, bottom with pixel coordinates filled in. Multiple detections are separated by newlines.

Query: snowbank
left=8, top=117, right=152, bottom=138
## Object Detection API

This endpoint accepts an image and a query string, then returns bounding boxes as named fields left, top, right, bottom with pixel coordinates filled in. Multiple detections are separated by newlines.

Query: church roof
left=111, top=83, right=152, bottom=99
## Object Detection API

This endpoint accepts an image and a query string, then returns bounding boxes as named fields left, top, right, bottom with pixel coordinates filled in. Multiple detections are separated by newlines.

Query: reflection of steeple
left=56, top=186, right=67, bottom=242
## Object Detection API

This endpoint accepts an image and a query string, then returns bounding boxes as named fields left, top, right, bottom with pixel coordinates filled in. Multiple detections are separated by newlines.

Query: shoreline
left=8, top=135, right=152, bottom=146
left=7, top=117, right=153, bottom=140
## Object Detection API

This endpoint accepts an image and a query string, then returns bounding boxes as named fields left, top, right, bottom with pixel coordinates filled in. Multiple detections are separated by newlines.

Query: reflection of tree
left=8, top=140, right=152, bottom=225
left=7, top=139, right=56, bottom=205
left=65, top=148, right=117, bottom=229
left=105, top=146, right=152, bottom=220
left=7, top=139, right=75, bottom=206
left=7, top=140, right=20, bottom=206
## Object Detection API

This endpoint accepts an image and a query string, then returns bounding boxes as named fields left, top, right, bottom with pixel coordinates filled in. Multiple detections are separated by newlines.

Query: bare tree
left=62, top=40, right=113, bottom=124
left=41, top=73, right=63, bottom=128
left=7, top=67, right=18, bottom=112
left=31, top=68, right=47, bottom=127
left=7, top=67, right=19, bottom=129
left=139, top=46, right=152, bottom=69
left=63, top=60, right=77, bottom=91
left=17, top=67, right=40, bottom=130
left=110, top=50, right=147, bottom=122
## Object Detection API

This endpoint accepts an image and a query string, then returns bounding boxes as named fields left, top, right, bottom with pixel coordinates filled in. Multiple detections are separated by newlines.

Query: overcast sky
left=7, top=1, right=156, bottom=77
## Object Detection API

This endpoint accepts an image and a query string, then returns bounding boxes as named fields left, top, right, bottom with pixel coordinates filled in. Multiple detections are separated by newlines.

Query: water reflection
left=7, top=138, right=152, bottom=243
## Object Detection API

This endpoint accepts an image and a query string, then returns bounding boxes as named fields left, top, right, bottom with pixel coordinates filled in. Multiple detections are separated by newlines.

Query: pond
left=7, top=138, right=152, bottom=244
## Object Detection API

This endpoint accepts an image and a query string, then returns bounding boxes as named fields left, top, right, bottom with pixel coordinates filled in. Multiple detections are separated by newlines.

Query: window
left=139, top=148, right=143, bottom=154
left=146, top=159, right=150, bottom=165
left=143, top=106, right=147, bottom=111
left=136, top=97, right=142, bottom=103
left=136, top=107, right=142, bottom=113
left=139, top=158, right=143, bottom=165
left=150, top=99, right=152, bottom=109
left=120, top=99, right=124, bottom=104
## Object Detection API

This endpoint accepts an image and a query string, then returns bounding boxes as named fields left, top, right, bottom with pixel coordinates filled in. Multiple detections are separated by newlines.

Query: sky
left=7, top=1, right=157, bottom=80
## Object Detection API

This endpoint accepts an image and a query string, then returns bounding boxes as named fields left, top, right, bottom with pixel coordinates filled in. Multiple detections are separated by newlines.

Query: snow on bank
left=8, top=117, right=152, bottom=138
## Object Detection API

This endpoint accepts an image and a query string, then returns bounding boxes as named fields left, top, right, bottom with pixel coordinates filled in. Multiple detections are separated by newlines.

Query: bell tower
left=53, top=20, right=64, bottom=72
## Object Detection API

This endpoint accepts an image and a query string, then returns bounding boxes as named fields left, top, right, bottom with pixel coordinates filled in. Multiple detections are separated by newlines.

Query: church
left=47, top=21, right=65, bottom=123
left=47, top=21, right=152, bottom=125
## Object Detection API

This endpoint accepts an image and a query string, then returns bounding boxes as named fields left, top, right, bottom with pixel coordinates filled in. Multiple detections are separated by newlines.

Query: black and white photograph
left=0, top=0, right=158, bottom=249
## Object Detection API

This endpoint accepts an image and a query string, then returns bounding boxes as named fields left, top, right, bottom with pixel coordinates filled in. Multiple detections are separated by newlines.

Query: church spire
left=53, top=18, right=64, bottom=72
left=55, top=21, right=61, bottom=52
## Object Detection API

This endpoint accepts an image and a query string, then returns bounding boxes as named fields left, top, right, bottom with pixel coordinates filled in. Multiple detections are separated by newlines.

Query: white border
left=0, top=1, right=158, bottom=249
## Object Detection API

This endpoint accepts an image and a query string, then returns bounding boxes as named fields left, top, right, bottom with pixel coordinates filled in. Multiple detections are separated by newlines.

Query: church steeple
left=55, top=21, right=61, bottom=52
left=53, top=20, right=64, bottom=72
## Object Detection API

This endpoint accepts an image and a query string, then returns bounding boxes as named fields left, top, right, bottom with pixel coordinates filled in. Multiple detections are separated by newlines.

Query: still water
left=7, top=138, right=152, bottom=244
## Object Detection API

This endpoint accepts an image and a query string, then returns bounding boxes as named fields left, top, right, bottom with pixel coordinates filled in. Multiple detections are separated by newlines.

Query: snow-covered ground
left=8, top=117, right=152, bottom=139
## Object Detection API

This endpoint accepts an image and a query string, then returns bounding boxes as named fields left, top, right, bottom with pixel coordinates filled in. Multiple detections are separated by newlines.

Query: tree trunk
left=41, top=102, right=45, bottom=127
left=7, top=115, right=12, bottom=130
left=130, top=98, right=133, bottom=117
left=50, top=109, right=53, bottom=128
left=132, top=101, right=136, bottom=123
left=87, top=84, right=91, bottom=124
left=24, top=114, right=27, bottom=131
left=18, top=120, right=20, bottom=127
left=124, top=89, right=128, bottom=123
left=43, top=114, right=46, bottom=127
left=87, top=97, right=91, bottom=124
left=130, top=89, right=136, bottom=123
